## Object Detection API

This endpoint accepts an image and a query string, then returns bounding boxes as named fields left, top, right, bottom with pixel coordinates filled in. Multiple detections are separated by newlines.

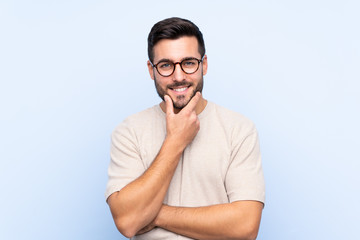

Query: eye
left=182, top=60, right=196, bottom=67
left=158, top=62, right=172, bottom=69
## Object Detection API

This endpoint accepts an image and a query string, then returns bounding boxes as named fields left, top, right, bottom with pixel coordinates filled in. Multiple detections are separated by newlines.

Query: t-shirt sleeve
left=105, top=120, right=146, bottom=201
left=225, top=126, right=265, bottom=204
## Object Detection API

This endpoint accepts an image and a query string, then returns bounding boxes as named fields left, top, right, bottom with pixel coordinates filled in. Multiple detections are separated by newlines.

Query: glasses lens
left=181, top=59, right=199, bottom=74
left=157, top=61, right=174, bottom=76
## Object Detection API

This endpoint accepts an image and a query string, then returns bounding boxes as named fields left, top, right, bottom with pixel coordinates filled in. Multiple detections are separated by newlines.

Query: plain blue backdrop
left=1, top=1, right=359, bottom=239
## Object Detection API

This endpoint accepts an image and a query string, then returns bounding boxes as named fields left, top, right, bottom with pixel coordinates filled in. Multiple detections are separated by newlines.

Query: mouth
left=172, top=87, right=188, bottom=92
left=169, top=84, right=191, bottom=94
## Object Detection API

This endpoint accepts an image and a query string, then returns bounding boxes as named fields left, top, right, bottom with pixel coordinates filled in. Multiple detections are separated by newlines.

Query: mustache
left=167, top=81, right=193, bottom=88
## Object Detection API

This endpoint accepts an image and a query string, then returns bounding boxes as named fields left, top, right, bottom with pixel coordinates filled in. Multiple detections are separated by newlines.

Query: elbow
left=243, top=228, right=259, bottom=240
left=114, top=217, right=138, bottom=238
left=231, top=220, right=260, bottom=240
left=108, top=193, right=141, bottom=238
left=236, top=224, right=260, bottom=240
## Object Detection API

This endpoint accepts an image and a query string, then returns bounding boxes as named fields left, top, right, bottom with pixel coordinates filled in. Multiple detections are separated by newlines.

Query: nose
left=172, top=62, right=185, bottom=81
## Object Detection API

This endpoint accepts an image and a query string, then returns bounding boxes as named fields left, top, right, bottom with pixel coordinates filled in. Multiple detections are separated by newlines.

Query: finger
left=184, top=91, right=201, bottom=112
left=164, top=95, right=174, bottom=115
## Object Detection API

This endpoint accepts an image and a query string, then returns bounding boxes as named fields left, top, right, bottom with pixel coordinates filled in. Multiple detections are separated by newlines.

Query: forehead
left=153, top=36, right=200, bottom=62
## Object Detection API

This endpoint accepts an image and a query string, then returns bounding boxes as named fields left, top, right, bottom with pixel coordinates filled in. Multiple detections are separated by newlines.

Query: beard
left=154, top=74, right=204, bottom=110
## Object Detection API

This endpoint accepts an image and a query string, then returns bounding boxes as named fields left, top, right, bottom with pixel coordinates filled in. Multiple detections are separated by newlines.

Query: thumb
left=164, top=95, right=174, bottom=115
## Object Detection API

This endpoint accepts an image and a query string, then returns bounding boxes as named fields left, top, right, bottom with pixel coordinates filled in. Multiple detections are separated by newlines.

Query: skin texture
left=108, top=36, right=263, bottom=239
left=108, top=92, right=201, bottom=238
left=147, top=36, right=208, bottom=114
left=138, top=201, right=263, bottom=240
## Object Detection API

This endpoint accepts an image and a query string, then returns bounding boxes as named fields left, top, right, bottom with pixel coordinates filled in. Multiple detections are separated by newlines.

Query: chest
left=137, top=118, right=232, bottom=205
left=139, top=117, right=231, bottom=177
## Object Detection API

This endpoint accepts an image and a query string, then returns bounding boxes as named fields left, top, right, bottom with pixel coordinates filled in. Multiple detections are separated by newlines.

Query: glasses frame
left=150, top=56, right=205, bottom=77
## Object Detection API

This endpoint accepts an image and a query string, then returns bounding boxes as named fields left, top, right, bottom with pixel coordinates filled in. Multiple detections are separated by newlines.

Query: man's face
left=148, top=36, right=207, bottom=110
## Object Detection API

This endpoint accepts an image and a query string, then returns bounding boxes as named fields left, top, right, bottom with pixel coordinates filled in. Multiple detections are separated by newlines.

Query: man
left=105, top=17, right=265, bottom=240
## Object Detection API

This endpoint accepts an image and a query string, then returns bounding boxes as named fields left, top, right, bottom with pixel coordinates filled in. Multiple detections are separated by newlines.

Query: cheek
left=190, top=72, right=203, bottom=83
left=154, top=77, right=168, bottom=90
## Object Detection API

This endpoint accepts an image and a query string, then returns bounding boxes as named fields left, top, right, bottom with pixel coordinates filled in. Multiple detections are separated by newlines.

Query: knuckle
left=191, top=114, right=198, bottom=121
left=185, top=109, right=192, bottom=116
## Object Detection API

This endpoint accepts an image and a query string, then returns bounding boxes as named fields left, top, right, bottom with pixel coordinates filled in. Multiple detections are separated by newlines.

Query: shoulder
left=207, top=102, right=257, bottom=134
left=112, top=105, right=163, bottom=137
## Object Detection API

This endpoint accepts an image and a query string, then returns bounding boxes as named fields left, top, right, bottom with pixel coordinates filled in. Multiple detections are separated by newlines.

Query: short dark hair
left=147, top=17, right=206, bottom=63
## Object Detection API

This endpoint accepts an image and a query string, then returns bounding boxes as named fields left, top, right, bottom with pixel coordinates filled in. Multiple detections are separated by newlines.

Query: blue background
left=1, top=1, right=359, bottom=239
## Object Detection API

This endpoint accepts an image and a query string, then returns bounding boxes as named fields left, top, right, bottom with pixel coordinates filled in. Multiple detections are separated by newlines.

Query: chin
left=172, top=95, right=192, bottom=109
left=173, top=102, right=187, bottom=109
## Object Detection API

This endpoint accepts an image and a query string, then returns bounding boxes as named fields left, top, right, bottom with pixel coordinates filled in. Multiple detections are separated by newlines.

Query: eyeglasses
left=150, top=56, right=204, bottom=77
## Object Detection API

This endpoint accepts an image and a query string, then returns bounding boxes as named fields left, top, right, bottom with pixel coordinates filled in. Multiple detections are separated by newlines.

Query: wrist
left=154, top=204, right=170, bottom=228
left=164, top=135, right=186, bottom=154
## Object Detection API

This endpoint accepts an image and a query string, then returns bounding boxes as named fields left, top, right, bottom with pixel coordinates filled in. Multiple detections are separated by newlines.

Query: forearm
left=108, top=136, right=184, bottom=237
left=154, top=201, right=263, bottom=240
left=108, top=94, right=202, bottom=237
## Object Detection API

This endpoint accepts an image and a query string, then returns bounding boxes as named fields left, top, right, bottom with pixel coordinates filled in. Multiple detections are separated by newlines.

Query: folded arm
left=107, top=94, right=201, bottom=238
left=107, top=137, right=183, bottom=238
left=139, top=200, right=263, bottom=240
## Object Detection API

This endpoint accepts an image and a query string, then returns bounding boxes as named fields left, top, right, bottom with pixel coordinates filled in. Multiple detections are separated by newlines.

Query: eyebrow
left=156, top=58, right=171, bottom=64
left=156, top=57, right=198, bottom=64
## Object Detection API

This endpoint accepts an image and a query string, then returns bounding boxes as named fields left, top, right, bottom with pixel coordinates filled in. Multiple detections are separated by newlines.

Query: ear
left=147, top=60, right=155, bottom=80
left=202, top=55, right=208, bottom=76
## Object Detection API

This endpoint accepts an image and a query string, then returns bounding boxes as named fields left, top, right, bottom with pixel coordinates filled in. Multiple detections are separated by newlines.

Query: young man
left=105, top=17, right=265, bottom=240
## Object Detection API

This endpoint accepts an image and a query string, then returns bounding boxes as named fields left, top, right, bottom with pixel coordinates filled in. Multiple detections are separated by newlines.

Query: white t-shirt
left=105, top=101, right=265, bottom=239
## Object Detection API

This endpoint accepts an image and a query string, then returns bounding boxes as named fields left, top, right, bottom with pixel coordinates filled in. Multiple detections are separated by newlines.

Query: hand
left=164, top=92, right=201, bottom=150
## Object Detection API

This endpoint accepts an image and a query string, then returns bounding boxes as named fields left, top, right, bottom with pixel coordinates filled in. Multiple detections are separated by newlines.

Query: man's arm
left=139, top=201, right=263, bottom=240
left=107, top=93, right=201, bottom=238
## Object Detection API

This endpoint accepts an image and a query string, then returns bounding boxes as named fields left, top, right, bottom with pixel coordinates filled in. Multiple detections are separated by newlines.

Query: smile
left=168, top=84, right=192, bottom=94
left=173, top=87, right=188, bottom=92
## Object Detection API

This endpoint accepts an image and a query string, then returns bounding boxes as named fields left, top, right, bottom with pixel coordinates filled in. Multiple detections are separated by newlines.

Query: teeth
left=173, top=87, right=187, bottom=92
